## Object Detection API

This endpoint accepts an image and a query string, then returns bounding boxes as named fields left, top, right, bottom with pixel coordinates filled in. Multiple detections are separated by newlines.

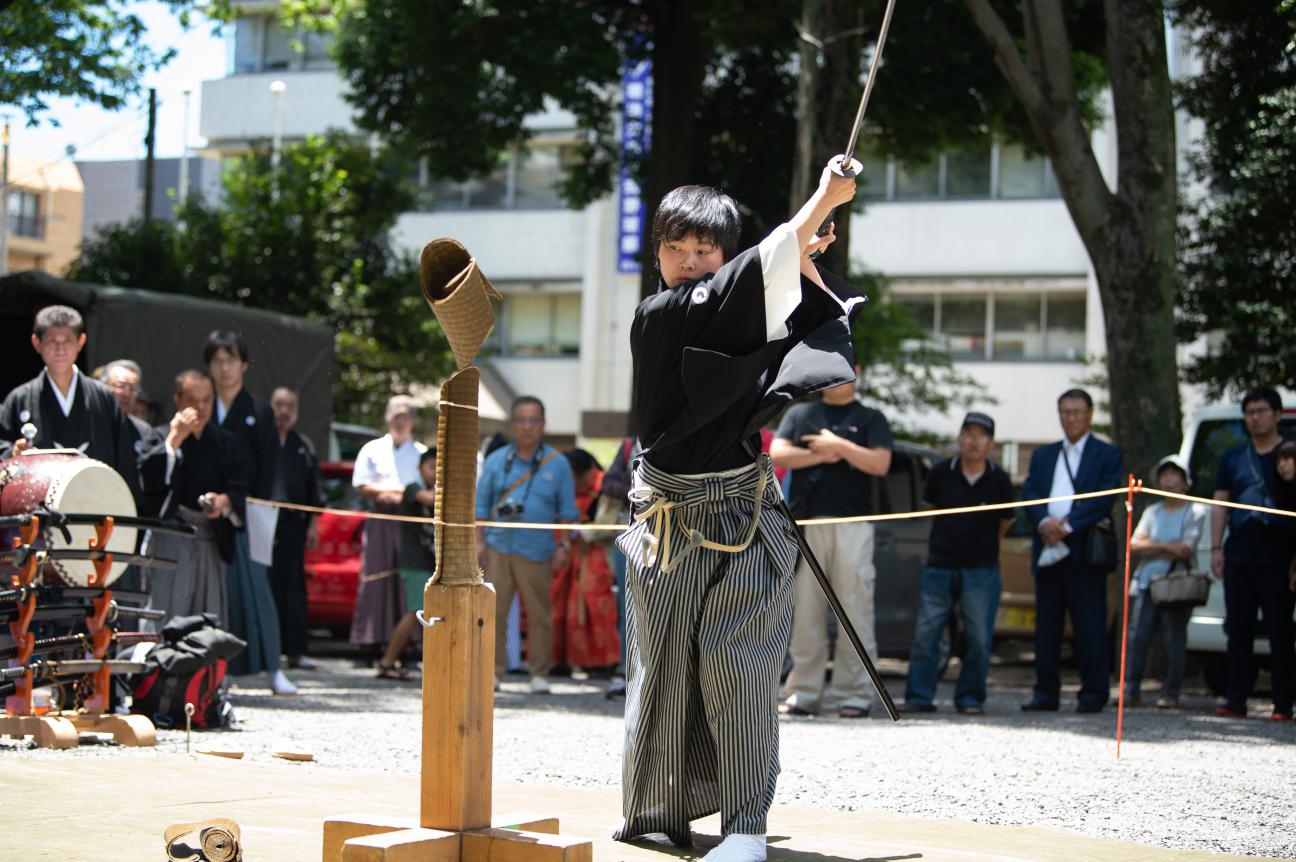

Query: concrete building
left=78, top=156, right=223, bottom=240
left=199, top=5, right=1206, bottom=464
left=2, top=155, right=84, bottom=277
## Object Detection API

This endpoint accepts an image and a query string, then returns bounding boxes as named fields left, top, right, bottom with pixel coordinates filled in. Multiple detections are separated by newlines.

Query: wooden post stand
left=324, top=354, right=592, bottom=861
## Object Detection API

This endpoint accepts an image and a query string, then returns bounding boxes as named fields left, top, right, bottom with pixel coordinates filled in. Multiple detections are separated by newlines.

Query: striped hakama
left=614, top=455, right=798, bottom=844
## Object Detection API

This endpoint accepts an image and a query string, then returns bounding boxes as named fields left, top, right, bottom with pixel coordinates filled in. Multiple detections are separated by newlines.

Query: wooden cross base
left=0, top=712, right=154, bottom=749
left=323, top=814, right=592, bottom=862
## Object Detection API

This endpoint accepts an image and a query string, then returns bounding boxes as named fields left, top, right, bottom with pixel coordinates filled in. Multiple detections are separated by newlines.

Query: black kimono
left=268, top=429, right=323, bottom=659
left=0, top=369, right=143, bottom=502
left=616, top=223, right=865, bottom=846
left=137, top=423, right=250, bottom=627
left=216, top=387, right=284, bottom=676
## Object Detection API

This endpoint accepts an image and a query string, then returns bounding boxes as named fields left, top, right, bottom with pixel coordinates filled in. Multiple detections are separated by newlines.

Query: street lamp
left=179, top=87, right=192, bottom=206
left=270, top=79, right=287, bottom=176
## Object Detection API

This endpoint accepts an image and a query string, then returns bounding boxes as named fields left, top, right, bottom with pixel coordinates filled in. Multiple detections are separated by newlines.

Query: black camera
left=496, top=499, right=525, bottom=519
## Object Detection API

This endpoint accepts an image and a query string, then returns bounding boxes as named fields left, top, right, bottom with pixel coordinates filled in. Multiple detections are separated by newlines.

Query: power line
left=4, top=104, right=152, bottom=188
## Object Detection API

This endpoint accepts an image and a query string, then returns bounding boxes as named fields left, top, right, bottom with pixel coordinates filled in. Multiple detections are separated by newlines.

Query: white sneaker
left=293, top=656, right=318, bottom=670
left=270, top=669, right=298, bottom=696
left=529, top=675, right=551, bottom=694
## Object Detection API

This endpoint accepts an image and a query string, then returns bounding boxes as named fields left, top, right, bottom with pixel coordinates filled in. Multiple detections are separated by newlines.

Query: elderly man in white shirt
left=349, top=395, right=427, bottom=652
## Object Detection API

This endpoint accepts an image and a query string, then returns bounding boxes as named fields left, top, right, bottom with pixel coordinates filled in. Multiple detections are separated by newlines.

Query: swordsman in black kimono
left=614, top=163, right=862, bottom=862
left=138, top=369, right=249, bottom=631
left=267, top=385, right=323, bottom=669
left=0, top=306, right=142, bottom=502
left=203, top=330, right=295, bottom=695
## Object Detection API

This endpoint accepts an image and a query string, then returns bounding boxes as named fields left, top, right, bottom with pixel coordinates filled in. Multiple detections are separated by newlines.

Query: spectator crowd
left=2, top=304, right=1293, bottom=720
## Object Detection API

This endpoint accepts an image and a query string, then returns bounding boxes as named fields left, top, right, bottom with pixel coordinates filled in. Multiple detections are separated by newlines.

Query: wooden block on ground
left=420, top=582, right=495, bottom=833
left=0, top=715, right=78, bottom=749
left=195, top=748, right=244, bottom=759
left=491, top=814, right=559, bottom=835
left=461, top=828, right=593, bottom=862
left=341, top=828, right=459, bottom=862
left=273, top=741, right=315, bottom=761
left=69, top=713, right=156, bottom=746
left=322, top=814, right=416, bottom=862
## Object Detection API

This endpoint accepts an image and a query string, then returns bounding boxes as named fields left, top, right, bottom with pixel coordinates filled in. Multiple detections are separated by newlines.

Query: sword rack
left=1, top=513, right=156, bottom=749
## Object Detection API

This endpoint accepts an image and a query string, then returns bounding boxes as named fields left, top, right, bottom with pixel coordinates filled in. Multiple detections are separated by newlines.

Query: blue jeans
left=1123, top=590, right=1191, bottom=699
left=905, top=565, right=1001, bottom=709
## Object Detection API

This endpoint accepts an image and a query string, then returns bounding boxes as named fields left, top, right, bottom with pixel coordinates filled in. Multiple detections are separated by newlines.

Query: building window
left=894, top=290, right=1085, bottom=361
left=419, top=143, right=576, bottom=212
left=859, top=141, right=1060, bottom=202
left=500, top=292, right=581, bottom=357
left=7, top=190, right=42, bottom=239
left=232, top=15, right=336, bottom=74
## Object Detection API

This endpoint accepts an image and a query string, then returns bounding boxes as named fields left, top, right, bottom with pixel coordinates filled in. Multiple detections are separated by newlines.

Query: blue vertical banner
left=617, top=58, right=653, bottom=274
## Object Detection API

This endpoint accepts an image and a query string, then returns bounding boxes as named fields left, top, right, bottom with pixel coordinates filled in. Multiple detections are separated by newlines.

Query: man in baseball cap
left=904, top=411, right=1016, bottom=714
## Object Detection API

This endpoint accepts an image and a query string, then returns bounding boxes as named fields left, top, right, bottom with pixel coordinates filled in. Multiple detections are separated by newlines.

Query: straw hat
left=432, top=366, right=482, bottom=587
left=420, top=238, right=502, bottom=369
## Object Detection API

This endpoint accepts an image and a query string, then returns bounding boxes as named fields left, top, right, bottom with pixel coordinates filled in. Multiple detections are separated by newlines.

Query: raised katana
left=813, top=0, right=901, bottom=252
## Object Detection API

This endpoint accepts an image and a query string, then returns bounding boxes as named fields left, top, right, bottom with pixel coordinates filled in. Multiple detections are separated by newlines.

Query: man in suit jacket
left=1021, top=388, right=1124, bottom=713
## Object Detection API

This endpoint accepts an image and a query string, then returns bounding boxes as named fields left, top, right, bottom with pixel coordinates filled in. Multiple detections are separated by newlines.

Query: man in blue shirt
left=475, top=396, right=579, bottom=694
left=1210, top=387, right=1295, bottom=721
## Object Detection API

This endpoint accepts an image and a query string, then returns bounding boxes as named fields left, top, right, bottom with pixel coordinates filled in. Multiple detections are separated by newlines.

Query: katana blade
left=0, top=630, right=160, bottom=661
left=841, top=0, right=899, bottom=169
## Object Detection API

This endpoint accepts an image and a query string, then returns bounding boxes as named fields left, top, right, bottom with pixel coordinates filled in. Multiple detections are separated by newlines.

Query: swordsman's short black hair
left=33, top=305, right=84, bottom=338
left=203, top=330, right=250, bottom=365
left=651, top=185, right=742, bottom=263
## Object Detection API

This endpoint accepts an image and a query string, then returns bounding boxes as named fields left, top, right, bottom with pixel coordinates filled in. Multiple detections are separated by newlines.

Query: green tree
left=0, top=0, right=195, bottom=124
left=68, top=132, right=455, bottom=425
left=1175, top=0, right=1296, bottom=396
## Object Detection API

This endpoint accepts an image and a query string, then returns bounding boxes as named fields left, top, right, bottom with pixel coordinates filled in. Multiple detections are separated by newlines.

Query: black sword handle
left=808, top=155, right=860, bottom=261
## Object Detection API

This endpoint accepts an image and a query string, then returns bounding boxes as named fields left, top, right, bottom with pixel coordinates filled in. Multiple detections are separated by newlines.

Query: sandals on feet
left=376, top=663, right=413, bottom=681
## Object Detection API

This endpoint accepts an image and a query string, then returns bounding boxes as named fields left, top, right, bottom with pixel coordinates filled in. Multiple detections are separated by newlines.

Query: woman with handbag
left=1124, top=455, right=1207, bottom=708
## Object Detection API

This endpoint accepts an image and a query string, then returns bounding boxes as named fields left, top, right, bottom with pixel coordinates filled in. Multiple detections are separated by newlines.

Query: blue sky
left=6, top=2, right=226, bottom=163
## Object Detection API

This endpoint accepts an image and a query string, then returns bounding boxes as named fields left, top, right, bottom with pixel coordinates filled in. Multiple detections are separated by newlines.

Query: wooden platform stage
left=0, top=755, right=1270, bottom=862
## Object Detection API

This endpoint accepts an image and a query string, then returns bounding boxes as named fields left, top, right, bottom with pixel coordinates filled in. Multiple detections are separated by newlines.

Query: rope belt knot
left=628, top=455, right=772, bottom=574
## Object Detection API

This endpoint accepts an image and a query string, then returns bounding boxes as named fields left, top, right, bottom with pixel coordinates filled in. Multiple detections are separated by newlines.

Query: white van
left=1180, top=402, right=1296, bottom=693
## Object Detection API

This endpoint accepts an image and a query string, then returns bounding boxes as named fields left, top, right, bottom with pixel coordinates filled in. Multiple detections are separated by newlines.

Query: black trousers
left=1223, top=559, right=1295, bottom=714
left=268, top=514, right=310, bottom=658
left=1033, top=552, right=1110, bottom=708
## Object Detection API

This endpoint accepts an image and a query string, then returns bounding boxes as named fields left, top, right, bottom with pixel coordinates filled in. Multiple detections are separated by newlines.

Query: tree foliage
left=0, top=0, right=196, bottom=125
left=1176, top=0, right=1296, bottom=395
left=68, top=133, right=455, bottom=425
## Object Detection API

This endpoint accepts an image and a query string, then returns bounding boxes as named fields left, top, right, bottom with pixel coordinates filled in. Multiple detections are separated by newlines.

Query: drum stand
left=322, top=368, right=592, bottom=862
left=1, top=514, right=155, bottom=749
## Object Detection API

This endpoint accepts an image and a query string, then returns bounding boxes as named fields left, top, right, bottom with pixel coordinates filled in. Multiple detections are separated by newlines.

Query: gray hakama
left=226, top=531, right=283, bottom=675
left=349, top=518, right=404, bottom=647
left=141, top=508, right=227, bottom=631
left=615, top=456, right=797, bottom=844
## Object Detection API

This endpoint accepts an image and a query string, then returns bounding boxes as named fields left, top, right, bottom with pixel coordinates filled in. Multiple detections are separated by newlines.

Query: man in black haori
left=615, top=161, right=863, bottom=862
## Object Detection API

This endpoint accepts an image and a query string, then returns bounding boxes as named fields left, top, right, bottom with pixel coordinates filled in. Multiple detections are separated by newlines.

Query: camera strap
left=493, top=449, right=559, bottom=516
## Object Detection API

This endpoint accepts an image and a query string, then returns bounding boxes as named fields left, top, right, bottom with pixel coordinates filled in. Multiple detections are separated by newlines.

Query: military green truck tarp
left=0, top=271, right=334, bottom=450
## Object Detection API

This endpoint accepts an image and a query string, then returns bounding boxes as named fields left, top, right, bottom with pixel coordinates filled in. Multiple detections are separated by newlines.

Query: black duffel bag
left=121, top=613, right=246, bottom=730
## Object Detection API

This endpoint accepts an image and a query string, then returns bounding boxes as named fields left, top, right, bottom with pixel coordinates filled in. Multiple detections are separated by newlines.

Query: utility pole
left=143, top=88, right=157, bottom=224
left=0, top=119, right=9, bottom=276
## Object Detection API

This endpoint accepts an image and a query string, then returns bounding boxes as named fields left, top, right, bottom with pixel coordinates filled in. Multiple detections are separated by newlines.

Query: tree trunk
left=638, top=0, right=711, bottom=300
left=962, top=0, right=1180, bottom=479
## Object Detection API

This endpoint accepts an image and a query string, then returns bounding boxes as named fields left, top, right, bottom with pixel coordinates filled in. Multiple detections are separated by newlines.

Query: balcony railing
left=8, top=213, right=45, bottom=239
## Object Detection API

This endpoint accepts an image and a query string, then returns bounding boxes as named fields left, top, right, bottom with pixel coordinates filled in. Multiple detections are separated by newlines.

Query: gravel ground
left=4, top=649, right=1294, bottom=858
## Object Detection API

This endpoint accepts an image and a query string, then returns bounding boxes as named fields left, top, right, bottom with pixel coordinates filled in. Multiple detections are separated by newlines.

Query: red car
left=304, top=461, right=364, bottom=637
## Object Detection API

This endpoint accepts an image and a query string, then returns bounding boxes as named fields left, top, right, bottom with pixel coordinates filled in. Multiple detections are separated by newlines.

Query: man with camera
left=475, top=396, right=579, bottom=694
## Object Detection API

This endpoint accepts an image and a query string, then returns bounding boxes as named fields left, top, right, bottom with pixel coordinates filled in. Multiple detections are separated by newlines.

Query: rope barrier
left=249, top=483, right=1295, bottom=532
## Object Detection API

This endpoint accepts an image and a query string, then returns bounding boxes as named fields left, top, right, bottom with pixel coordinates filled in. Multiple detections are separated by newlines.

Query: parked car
left=304, top=460, right=364, bottom=637
left=1181, top=403, right=1296, bottom=693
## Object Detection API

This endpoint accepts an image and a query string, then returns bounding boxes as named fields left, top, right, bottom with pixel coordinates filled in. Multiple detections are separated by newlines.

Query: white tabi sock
left=702, top=833, right=767, bottom=862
